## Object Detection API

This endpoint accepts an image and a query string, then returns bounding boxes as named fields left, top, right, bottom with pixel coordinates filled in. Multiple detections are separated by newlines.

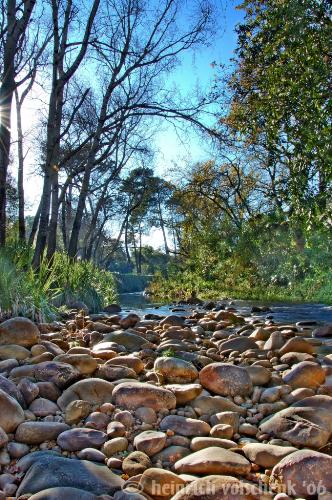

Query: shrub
left=0, top=244, right=118, bottom=321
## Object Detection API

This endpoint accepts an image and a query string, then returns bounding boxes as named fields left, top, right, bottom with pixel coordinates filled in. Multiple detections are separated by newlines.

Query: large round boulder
left=16, top=451, right=124, bottom=496
left=165, top=384, right=202, bottom=405
left=279, top=337, right=315, bottom=356
left=57, top=378, right=114, bottom=410
left=57, top=428, right=107, bottom=451
left=103, top=331, right=147, bottom=351
left=270, top=449, right=332, bottom=497
left=259, top=395, right=332, bottom=448
left=139, top=468, right=186, bottom=498
left=106, top=356, right=144, bottom=374
left=34, top=361, right=80, bottom=389
left=0, top=344, right=31, bottom=360
left=313, top=325, right=332, bottom=338
left=0, top=317, right=40, bottom=347
left=218, top=337, right=258, bottom=354
left=134, top=430, right=166, bottom=456
left=154, top=357, right=198, bottom=384
left=15, top=422, right=70, bottom=444
left=199, top=363, right=253, bottom=397
left=242, top=443, right=297, bottom=468
left=28, top=487, right=103, bottom=500
left=282, top=361, right=325, bottom=389
left=0, top=388, right=25, bottom=432
left=159, top=415, right=211, bottom=436
left=53, top=354, right=97, bottom=375
left=171, top=475, right=271, bottom=500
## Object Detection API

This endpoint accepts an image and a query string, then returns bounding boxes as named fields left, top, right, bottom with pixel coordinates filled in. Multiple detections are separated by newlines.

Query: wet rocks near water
left=0, top=306, right=331, bottom=499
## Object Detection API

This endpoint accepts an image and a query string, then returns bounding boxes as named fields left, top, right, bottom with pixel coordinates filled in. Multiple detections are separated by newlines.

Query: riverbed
left=119, top=292, right=332, bottom=355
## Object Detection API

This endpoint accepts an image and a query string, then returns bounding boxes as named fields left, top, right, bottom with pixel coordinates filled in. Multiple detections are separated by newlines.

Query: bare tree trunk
left=0, top=100, right=12, bottom=246
left=61, top=198, right=67, bottom=250
left=33, top=0, right=100, bottom=265
left=0, top=0, right=36, bottom=246
left=68, top=164, right=91, bottom=257
left=28, top=200, right=41, bottom=247
left=32, top=170, right=52, bottom=267
left=132, top=229, right=138, bottom=273
left=158, top=198, right=169, bottom=255
left=137, top=226, right=143, bottom=274
left=124, top=218, right=131, bottom=265
left=14, top=89, right=26, bottom=241
left=46, top=167, right=60, bottom=260
left=82, top=182, right=109, bottom=260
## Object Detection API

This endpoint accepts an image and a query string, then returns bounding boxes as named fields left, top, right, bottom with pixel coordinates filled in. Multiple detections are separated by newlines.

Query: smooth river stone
left=270, top=449, right=332, bottom=497
left=15, top=422, right=70, bottom=444
left=159, top=415, right=211, bottom=436
left=154, top=356, right=198, bottom=383
left=0, top=388, right=25, bottom=432
left=16, top=451, right=124, bottom=496
left=34, top=361, right=80, bottom=388
left=199, top=363, right=253, bottom=397
left=165, top=384, right=202, bottom=405
left=112, top=381, right=176, bottom=411
left=174, top=447, right=251, bottom=475
left=171, top=475, right=271, bottom=500
left=57, top=428, right=107, bottom=451
left=0, top=317, right=40, bottom=347
left=57, top=378, right=114, bottom=410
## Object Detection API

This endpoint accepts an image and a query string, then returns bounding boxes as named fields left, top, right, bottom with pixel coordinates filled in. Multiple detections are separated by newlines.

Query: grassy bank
left=148, top=269, right=332, bottom=305
left=0, top=244, right=117, bottom=321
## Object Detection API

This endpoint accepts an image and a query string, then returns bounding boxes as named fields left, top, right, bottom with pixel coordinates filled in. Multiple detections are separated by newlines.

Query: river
left=119, top=292, right=332, bottom=324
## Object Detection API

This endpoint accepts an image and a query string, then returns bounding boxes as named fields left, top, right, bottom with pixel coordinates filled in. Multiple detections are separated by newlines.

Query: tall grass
left=53, top=254, right=117, bottom=313
left=0, top=245, right=59, bottom=321
left=0, top=244, right=118, bottom=321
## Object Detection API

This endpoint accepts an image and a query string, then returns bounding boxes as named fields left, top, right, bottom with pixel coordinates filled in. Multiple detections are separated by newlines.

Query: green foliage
left=53, top=254, right=117, bottom=313
left=150, top=1, right=332, bottom=305
left=227, top=0, right=332, bottom=226
left=0, top=243, right=59, bottom=321
left=0, top=244, right=118, bottom=320
left=160, top=348, right=183, bottom=359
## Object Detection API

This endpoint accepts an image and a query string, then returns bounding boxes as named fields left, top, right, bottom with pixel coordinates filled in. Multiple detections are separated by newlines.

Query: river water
left=119, top=292, right=332, bottom=325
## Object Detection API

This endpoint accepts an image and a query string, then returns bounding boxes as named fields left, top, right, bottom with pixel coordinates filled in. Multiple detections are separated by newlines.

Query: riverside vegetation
left=0, top=303, right=331, bottom=498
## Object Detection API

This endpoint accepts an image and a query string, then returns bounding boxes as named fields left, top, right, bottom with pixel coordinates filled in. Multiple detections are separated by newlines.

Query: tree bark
left=14, top=89, right=26, bottom=241
left=28, top=200, right=41, bottom=247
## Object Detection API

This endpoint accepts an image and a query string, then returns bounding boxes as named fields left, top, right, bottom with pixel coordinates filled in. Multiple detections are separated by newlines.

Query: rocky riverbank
left=0, top=305, right=331, bottom=499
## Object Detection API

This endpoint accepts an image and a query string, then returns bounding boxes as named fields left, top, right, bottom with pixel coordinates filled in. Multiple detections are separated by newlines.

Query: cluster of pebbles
left=0, top=302, right=331, bottom=499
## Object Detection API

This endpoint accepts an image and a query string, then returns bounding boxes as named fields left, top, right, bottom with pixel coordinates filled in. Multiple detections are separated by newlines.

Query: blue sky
left=154, top=0, right=244, bottom=179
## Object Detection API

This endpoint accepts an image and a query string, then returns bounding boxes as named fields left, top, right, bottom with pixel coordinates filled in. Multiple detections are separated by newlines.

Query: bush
left=0, top=244, right=118, bottom=321
left=0, top=245, right=59, bottom=321
left=53, top=254, right=117, bottom=312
